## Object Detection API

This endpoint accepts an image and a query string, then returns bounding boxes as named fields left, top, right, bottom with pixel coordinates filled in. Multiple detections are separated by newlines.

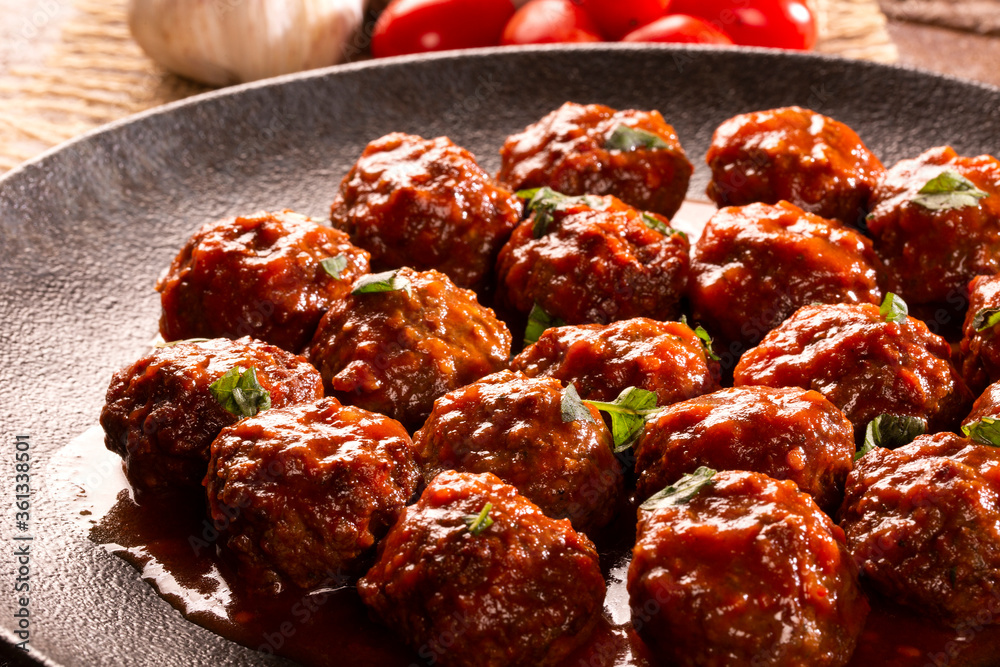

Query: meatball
left=413, top=370, right=621, bottom=534
left=306, top=267, right=511, bottom=431
left=634, top=386, right=855, bottom=513
left=689, top=201, right=884, bottom=354
left=734, top=302, right=973, bottom=437
left=839, top=433, right=1000, bottom=622
left=495, top=194, right=689, bottom=329
left=330, top=132, right=522, bottom=291
left=706, top=106, right=885, bottom=226
left=866, top=146, right=1000, bottom=307
left=100, top=337, right=323, bottom=495
left=628, top=469, right=868, bottom=667
left=157, top=210, right=370, bottom=353
left=497, top=102, right=693, bottom=218
left=963, top=378, right=1000, bottom=430
left=205, top=397, right=419, bottom=593
left=510, top=317, right=719, bottom=406
left=358, top=470, right=605, bottom=667
left=959, top=274, right=1000, bottom=392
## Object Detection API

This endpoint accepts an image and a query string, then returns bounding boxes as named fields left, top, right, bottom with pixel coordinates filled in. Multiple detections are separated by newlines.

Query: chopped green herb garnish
left=641, top=212, right=687, bottom=241
left=352, top=269, right=411, bottom=296
left=972, top=307, right=1000, bottom=332
left=561, top=383, right=596, bottom=425
left=210, top=366, right=271, bottom=418
left=463, top=502, right=494, bottom=536
left=154, top=337, right=210, bottom=348
left=584, top=386, right=660, bottom=452
left=694, top=325, right=721, bottom=362
left=320, top=254, right=349, bottom=279
left=855, top=414, right=926, bottom=461
left=640, top=467, right=716, bottom=510
left=524, top=303, right=565, bottom=346
left=518, top=187, right=607, bottom=238
left=605, top=125, right=669, bottom=152
left=962, top=417, right=1000, bottom=447
left=912, top=169, right=988, bottom=211
left=879, top=292, right=909, bottom=324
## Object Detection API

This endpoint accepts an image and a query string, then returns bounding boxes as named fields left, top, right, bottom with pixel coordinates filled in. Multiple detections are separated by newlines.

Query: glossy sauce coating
left=689, top=201, right=884, bottom=351
left=706, top=106, right=885, bottom=226
left=413, top=370, right=622, bottom=534
left=866, top=146, right=1000, bottom=307
left=964, top=378, right=1000, bottom=428
left=634, top=386, right=855, bottom=513
left=496, top=195, right=689, bottom=327
left=157, top=210, right=370, bottom=353
left=357, top=470, right=606, bottom=667
left=735, top=302, right=973, bottom=437
left=840, top=433, right=1000, bottom=623
left=306, top=267, right=511, bottom=431
left=511, top=317, right=719, bottom=405
left=205, top=397, right=419, bottom=594
left=330, top=133, right=522, bottom=291
left=100, top=336, right=323, bottom=495
left=960, top=274, right=1000, bottom=392
left=497, top=102, right=693, bottom=218
left=628, top=469, right=869, bottom=666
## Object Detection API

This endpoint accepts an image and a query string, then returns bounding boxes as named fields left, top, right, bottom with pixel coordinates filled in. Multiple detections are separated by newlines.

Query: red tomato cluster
left=371, top=0, right=816, bottom=59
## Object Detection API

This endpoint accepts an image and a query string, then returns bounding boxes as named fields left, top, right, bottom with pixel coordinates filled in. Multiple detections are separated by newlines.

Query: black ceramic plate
left=2, top=44, right=999, bottom=667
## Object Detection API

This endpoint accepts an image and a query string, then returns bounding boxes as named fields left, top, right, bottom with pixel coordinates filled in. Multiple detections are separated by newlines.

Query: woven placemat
left=0, top=0, right=896, bottom=174
left=879, top=0, right=1000, bottom=36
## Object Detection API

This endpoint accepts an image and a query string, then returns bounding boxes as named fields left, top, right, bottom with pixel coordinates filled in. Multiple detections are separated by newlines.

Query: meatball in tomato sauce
left=689, top=201, right=884, bottom=355
left=358, top=470, right=605, bottom=667
left=495, top=194, right=689, bottom=331
left=206, top=397, right=419, bottom=593
left=100, top=337, right=323, bottom=495
left=734, top=302, right=973, bottom=437
left=331, top=133, right=522, bottom=291
left=840, top=433, right=1000, bottom=623
left=306, top=267, right=511, bottom=431
left=629, top=469, right=868, bottom=667
left=960, top=274, right=1000, bottom=392
left=497, top=102, right=693, bottom=218
left=706, top=106, right=885, bottom=226
left=157, top=210, right=370, bottom=353
left=413, top=370, right=621, bottom=534
left=866, top=146, right=1000, bottom=308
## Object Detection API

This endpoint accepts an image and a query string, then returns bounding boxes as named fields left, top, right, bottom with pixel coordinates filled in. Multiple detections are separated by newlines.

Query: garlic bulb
left=128, top=0, right=366, bottom=87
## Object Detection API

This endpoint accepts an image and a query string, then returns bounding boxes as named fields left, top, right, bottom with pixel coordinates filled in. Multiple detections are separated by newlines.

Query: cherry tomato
left=621, top=15, right=734, bottom=44
left=583, top=0, right=672, bottom=40
left=668, top=0, right=816, bottom=50
left=372, top=0, right=517, bottom=58
left=501, top=0, right=603, bottom=45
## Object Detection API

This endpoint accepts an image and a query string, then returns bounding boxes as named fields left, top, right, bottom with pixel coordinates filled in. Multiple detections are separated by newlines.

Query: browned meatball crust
left=157, top=210, right=370, bottom=353
left=495, top=194, right=689, bottom=329
left=840, top=433, right=1000, bottom=622
left=100, top=337, right=323, bottom=494
left=330, top=133, right=522, bottom=291
left=205, top=397, right=419, bottom=593
left=511, top=317, right=719, bottom=406
left=497, top=102, right=693, bottom=218
left=706, top=106, right=885, bottom=226
left=960, top=274, right=1000, bottom=392
left=413, top=370, right=621, bottom=534
left=634, top=386, right=855, bottom=513
left=628, top=469, right=868, bottom=667
left=357, top=470, right=606, bottom=667
left=689, top=201, right=884, bottom=353
left=306, top=267, right=511, bottom=431
left=734, top=302, right=973, bottom=437
left=866, top=146, right=1000, bottom=307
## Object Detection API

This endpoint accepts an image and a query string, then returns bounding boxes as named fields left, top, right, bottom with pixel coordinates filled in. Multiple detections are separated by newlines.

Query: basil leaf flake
left=210, top=366, right=271, bottom=418
left=584, top=386, right=660, bottom=452
left=972, top=307, right=1000, bottom=332
left=855, top=414, right=926, bottom=461
left=694, top=325, right=721, bottom=362
left=879, top=292, right=908, bottom=324
left=518, top=187, right=608, bottom=238
left=352, top=269, right=412, bottom=296
left=641, top=212, right=687, bottom=241
left=962, top=417, right=1000, bottom=447
left=605, top=125, right=669, bottom=152
left=320, top=254, right=349, bottom=279
left=640, top=467, right=716, bottom=511
left=524, top=303, right=565, bottom=346
left=912, top=169, right=988, bottom=211
left=463, top=502, right=494, bottom=536
left=561, top=383, right=596, bottom=425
